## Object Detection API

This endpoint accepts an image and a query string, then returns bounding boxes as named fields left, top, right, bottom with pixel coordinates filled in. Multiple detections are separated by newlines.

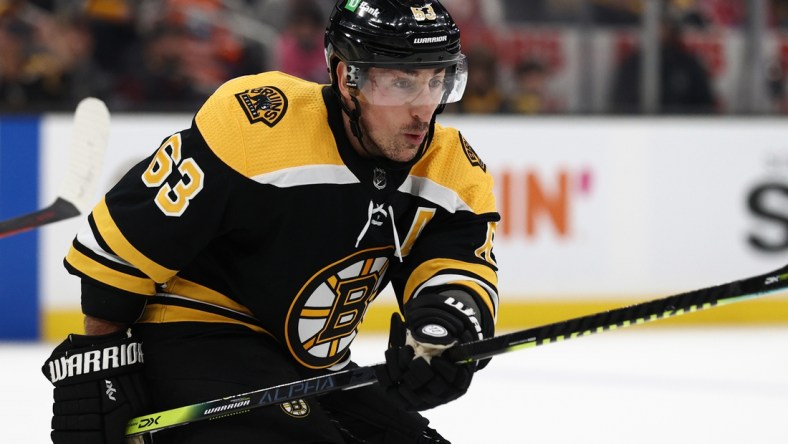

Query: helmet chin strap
left=347, top=95, right=376, bottom=160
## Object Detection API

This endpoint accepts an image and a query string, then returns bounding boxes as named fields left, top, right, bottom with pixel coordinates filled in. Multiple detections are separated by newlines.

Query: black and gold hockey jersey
left=65, top=72, right=499, bottom=370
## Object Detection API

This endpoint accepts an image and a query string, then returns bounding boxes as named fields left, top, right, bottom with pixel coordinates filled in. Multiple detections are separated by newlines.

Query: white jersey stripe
left=76, top=223, right=136, bottom=268
left=398, top=176, right=472, bottom=214
left=251, top=165, right=359, bottom=187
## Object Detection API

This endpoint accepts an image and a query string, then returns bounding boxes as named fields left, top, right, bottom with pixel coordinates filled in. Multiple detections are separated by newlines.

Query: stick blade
left=0, top=97, right=110, bottom=239
left=58, top=97, right=110, bottom=214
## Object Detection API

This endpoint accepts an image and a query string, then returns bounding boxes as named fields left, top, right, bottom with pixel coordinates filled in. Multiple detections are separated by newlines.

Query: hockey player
left=42, top=0, right=500, bottom=442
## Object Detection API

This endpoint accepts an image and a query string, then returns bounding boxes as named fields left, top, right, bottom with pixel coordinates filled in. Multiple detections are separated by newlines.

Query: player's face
left=342, top=65, right=446, bottom=163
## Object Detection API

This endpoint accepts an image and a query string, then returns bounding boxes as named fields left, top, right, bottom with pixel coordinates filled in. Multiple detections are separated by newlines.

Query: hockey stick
left=0, top=97, right=110, bottom=239
left=124, top=263, right=788, bottom=441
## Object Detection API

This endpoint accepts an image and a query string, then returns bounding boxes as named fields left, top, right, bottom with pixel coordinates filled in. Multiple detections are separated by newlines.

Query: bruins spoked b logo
left=280, top=399, right=310, bottom=418
left=235, top=86, right=288, bottom=127
left=285, top=247, right=392, bottom=369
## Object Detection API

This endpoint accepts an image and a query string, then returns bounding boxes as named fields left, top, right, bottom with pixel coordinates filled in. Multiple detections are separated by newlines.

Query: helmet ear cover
left=345, top=63, right=365, bottom=89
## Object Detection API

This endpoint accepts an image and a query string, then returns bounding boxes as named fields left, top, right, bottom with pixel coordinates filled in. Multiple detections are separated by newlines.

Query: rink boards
left=2, top=114, right=787, bottom=340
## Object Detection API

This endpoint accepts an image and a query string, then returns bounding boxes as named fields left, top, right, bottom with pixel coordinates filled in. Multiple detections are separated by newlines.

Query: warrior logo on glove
left=46, top=340, right=143, bottom=384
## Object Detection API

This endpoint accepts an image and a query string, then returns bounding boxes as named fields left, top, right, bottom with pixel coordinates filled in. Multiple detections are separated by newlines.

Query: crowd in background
left=1, top=0, right=788, bottom=114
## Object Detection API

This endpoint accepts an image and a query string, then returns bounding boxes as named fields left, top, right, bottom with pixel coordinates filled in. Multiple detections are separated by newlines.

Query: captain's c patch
left=235, top=86, right=288, bottom=127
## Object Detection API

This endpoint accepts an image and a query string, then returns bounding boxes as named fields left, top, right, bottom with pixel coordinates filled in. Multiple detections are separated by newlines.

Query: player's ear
left=336, top=62, right=352, bottom=101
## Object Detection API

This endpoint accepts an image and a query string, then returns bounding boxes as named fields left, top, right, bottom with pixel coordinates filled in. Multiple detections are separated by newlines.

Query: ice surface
left=5, top=328, right=787, bottom=443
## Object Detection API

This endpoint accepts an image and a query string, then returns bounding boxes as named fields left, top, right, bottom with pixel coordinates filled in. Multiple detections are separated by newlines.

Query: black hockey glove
left=42, top=330, right=149, bottom=444
left=375, top=289, right=485, bottom=411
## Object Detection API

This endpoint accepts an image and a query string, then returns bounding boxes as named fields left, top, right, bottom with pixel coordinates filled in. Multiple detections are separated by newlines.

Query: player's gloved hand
left=42, top=329, right=149, bottom=444
left=375, top=290, right=484, bottom=411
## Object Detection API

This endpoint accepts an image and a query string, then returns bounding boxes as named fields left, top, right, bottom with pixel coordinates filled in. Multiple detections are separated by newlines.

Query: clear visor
left=345, top=56, right=467, bottom=107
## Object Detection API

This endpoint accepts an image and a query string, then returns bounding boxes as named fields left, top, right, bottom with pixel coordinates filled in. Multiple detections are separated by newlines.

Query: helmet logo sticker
left=359, top=2, right=380, bottom=17
left=413, top=35, right=448, bottom=45
left=344, top=0, right=362, bottom=11
left=235, top=86, right=288, bottom=127
left=411, top=5, right=437, bottom=21
left=345, top=1, right=380, bottom=18
left=373, top=167, right=386, bottom=190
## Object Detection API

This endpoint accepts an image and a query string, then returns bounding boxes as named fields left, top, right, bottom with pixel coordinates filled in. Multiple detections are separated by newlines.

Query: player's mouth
left=404, top=132, right=426, bottom=145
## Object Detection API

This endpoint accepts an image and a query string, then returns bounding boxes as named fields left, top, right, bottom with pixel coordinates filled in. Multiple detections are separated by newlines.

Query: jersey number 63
left=141, top=133, right=205, bottom=217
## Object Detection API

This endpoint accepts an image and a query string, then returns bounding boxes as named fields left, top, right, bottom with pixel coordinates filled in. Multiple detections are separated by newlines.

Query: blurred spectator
left=165, top=0, right=253, bottom=94
left=766, top=59, right=788, bottom=113
left=696, top=0, right=745, bottom=27
left=502, top=0, right=574, bottom=23
left=773, top=0, right=788, bottom=28
left=112, top=0, right=266, bottom=109
left=442, top=0, right=502, bottom=35
left=83, top=0, right=139, bottom=79
left=113, top=26, right=204, bottom=109
left=589, top=0, right=641, bottom=26
left=274, top=0, right=327, bottom=83
left=449, top=47, right=506, bottom=114
left=669, top=0, right=709, bottom=28
left=589, top=0, right=716, bottom=28
left=0, top=1, right=104, bottom=110
left=505, top=58, right=560, bottom=114
left=0, top=0, right=783, bottom=115
left=610, top=13, right=717, bottom=113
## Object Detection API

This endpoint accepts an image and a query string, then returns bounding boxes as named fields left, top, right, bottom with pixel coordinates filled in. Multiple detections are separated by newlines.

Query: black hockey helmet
left=325, top=0, right=467, bottom=105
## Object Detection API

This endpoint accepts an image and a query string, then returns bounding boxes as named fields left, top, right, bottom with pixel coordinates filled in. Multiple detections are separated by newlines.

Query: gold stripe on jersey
left=302, top=308, right=332, bottom=317
left=138, top=303, right=271, bottom=335
left=65, top=246, right=155, bottom=295
left=410, top=125, right=497, bottom=215
left=195, top=72, right=345, bottom=179
left=164, top=277, right=257, bottom=318
left=92, top=197, right=177, bottom=283
left=404, top=258, right=497, bottom=317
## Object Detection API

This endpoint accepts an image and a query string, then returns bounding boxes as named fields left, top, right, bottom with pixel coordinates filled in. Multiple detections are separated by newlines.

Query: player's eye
left=393, top=78, right=417, bottom=92
left=428, top=77, right=445, bottom=90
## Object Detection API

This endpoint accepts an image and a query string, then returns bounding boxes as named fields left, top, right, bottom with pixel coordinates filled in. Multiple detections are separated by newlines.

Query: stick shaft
left=445, top=264, right=788, bottom=363
left=125, top=264, right=788, bottom=439
left=126, top=366, right=381, bottom=438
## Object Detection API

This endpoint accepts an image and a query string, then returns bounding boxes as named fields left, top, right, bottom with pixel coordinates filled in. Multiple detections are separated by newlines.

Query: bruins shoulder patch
left=459, top=132, right=486, bottom=172
left=235, top=86, right=288, bottom=127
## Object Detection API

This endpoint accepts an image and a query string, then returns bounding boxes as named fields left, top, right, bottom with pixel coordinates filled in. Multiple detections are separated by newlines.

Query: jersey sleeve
left=392, top=130, right=500, bottom=336
left=63, top=124, right=238, bottom=323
